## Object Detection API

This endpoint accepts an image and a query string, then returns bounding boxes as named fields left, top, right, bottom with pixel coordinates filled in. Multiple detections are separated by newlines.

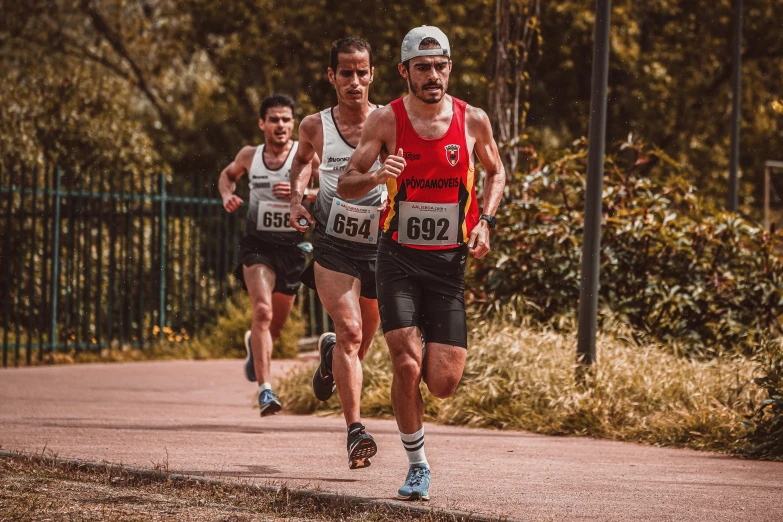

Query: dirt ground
left=0, top=455, right=470, bottom=522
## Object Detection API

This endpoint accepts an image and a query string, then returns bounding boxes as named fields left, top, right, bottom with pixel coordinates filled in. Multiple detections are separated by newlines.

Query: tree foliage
left=470, top=138, right=783, bottom=354
left=744, top=339, right=783, bottom=460
left=3, top=0, right=780, bottom=209
left=2, top=0, right=782, bottom=352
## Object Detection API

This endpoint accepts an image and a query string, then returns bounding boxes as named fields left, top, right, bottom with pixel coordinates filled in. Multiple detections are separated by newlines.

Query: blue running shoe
left=312, top=332, right=336, bottom=401
left=244, top=330, right=256, bottom=382
left=258, top=388, right=281, bottom=416
left=397, top=464, right=430, bottom=501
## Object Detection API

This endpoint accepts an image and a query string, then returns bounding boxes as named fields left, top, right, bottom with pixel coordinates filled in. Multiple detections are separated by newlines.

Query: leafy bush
left=744, top=339, right=783, bottom=460
left=470, top=139, right=783, bottom=354
left=279, top=322, right=762, bottom=453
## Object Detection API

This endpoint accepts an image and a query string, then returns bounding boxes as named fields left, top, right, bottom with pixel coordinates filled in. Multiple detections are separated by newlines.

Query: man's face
left=259, top=106, right=294, bottom=146
left=328, top=50, right=374, bottom=107
left=400, top=56, right=451, bottom=104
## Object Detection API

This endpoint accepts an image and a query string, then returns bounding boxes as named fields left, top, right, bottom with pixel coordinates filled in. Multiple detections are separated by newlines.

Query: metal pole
left=765, top=165, right=771, bottom=230
left=2, top=165, right=12, bottom=367
left=766, top=161, right=783, bottom=230
left=159, top=173, right=167, bottom=330
left=576, top=0, right=612, bottom=368
left=728, top=0, right=743, bottom=212
left=50, top=167, right=62, bottom=352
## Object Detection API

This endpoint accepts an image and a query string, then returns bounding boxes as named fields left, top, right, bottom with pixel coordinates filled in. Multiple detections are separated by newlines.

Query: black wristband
left=479, top=214, right=497, bottom=229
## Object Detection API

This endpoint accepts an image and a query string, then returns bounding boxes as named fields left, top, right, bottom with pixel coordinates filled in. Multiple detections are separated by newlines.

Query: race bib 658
left=256, top=201, right=294, bottom=232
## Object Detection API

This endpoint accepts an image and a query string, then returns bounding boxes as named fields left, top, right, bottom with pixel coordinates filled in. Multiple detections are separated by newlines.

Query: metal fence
left=1, top=165, right=327, bottom=367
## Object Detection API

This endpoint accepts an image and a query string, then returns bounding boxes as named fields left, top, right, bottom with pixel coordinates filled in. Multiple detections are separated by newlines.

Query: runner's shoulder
left=235, top=145, right=258, bottom=169
left=465, top=104, right=490, bottom=125
left=465, top=105, right=493, bottom=138
left=298, top=112, right=324, bottom=140
left=364, top=105, right=396, bottom=135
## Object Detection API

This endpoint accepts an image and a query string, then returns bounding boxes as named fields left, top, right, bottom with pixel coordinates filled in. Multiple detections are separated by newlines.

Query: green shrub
left=744, top=339, right=783, bottom=460
left=470, top=139, right=783, bottom=354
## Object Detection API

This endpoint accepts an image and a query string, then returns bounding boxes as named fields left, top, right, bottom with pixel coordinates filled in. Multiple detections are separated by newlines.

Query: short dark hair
left=260, top=94, right=295, bottom=120
left=330, top=37, right=373, bottom=73
left=401, top=37, right=444, bottom=71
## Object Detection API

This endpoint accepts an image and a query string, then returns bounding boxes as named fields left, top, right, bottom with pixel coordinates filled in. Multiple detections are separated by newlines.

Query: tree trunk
left=489, top=0, right=541, bottom=177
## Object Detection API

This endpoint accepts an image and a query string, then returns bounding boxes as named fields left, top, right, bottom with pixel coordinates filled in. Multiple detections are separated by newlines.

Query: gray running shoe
left=397, top=464, right=430, bottom=501
left=312, top=332, right=336, bottom=401
left=244, top=330, right=256, bottom=382
left=347, top=424, right=377, bottom=469
left=258, top=388, right=282, bottom=416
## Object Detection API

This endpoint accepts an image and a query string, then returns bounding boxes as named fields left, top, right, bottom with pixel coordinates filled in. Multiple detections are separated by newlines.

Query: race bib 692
left=397, top=201, right=459, bottom=246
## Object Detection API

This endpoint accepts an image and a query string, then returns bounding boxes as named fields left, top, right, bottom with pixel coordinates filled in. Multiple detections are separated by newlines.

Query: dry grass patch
left=279, top=321, right=764, bottom=454
left=0, top=454, right=477, bottom=521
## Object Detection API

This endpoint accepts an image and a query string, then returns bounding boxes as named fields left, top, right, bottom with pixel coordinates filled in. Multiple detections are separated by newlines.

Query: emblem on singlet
left=445, top=144, right=460, bottom=166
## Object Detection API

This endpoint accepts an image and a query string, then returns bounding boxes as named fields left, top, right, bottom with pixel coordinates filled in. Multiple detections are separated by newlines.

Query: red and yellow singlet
left=381, top=97, right=479, bottom=250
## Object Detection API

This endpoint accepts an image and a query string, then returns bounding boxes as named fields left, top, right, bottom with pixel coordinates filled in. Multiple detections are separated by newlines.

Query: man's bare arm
left=218, top=146, right=255, bottom=213
left=338, top=108, right=403, bottom=200
left=467, top=107, right=506, bottom=259
left=471, top=109, right=506, bottom=217
left=289, top=115, right=320, bottom=230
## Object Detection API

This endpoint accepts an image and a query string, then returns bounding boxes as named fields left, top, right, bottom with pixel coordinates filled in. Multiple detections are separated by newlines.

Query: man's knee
left=252, top=301, right=273, bottom=329
left=427, top=374, right=460, bottom=399
left=393, top=356, right=422, bottom=389
left=335, top=319, right=363, bottom=352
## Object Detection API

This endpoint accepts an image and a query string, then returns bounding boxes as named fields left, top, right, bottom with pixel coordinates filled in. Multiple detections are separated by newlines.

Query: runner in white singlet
left=288, top=38, right=384, bottom=470
left=218, top=94, right=319, bottom=417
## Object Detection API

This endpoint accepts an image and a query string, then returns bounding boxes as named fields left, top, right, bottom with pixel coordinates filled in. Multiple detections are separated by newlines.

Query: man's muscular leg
left=388, top=325, right=466, bottom=494
left=358, top=296, right=380, bottom=361
left=243, top=264, right=277, bottom=385
left=386, top=326, right=425, bottom=434
left=388, top=329, right=467, bottom=431
left=314, top=264, right=365, bottom=425
left=270, top=291, right=296, bottom=349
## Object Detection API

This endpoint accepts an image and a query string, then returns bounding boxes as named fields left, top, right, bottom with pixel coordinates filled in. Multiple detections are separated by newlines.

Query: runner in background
left=289, top=38, right=385, bottom=469
left=218, top=94, right=319, bottom=416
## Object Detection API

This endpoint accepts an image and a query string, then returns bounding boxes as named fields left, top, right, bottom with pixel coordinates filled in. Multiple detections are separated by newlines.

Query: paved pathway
left=1, top=359, right=782, bottom=521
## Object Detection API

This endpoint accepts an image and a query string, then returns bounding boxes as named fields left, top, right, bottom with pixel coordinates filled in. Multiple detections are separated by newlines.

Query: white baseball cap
left=400, top=26, right=451, bottom=62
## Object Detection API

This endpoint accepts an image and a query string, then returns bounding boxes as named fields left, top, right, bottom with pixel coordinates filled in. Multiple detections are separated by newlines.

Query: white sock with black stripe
left=400, top=427, right=428, bottom=467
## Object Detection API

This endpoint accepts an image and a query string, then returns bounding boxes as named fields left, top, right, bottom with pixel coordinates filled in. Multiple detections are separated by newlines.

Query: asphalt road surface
left=2, top=359, right=782, bottom=521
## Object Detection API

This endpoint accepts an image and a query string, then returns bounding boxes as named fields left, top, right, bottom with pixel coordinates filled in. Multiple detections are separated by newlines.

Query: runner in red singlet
left=337, top=26, right=506, bottom=501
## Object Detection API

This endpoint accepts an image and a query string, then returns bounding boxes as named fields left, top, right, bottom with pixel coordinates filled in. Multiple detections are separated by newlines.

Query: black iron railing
left=0, top=165, right=328, bottom=367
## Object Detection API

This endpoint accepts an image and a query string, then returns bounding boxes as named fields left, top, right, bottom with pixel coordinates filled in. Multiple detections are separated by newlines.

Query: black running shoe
left=312, top=332, right=336, bottom=401
left=347, top=424, right=377, bottom=469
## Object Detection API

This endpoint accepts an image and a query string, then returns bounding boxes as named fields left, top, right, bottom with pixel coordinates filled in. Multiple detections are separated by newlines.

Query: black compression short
left=375, top=236, right=468, bottom=348
left=235, top=234, right=306, bottom=296
left=299, top=225, right=378, bottom=299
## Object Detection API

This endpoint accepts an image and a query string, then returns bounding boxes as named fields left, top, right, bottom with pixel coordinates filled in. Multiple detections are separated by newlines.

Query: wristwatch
left=479, top=214, right=497, bottom=229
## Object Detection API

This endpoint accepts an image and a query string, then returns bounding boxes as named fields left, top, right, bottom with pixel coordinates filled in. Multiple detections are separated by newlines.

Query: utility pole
left=728, top=0, right=743, bottom=212
left=576, top=0, right=612, bottom=368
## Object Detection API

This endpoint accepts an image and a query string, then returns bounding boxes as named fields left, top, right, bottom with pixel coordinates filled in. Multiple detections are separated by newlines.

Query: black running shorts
left=235, top=234, right=306, bottom=296
left=376, top=236, right=468, bottom=348
left=299, top=226, right=378, bottom=299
